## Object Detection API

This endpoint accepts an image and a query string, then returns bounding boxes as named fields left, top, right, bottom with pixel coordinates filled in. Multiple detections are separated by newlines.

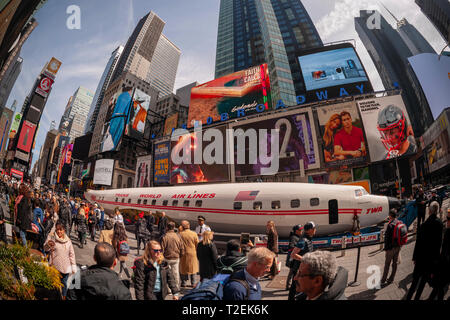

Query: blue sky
left=4, top=0, right=446, bottom=171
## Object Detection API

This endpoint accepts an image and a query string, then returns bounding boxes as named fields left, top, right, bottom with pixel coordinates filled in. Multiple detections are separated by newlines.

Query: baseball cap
left=293, top=224, right=303, bottom=232
left=197, top=215, right=206, bottom=221
left=304, top=221, right=316, bottom=231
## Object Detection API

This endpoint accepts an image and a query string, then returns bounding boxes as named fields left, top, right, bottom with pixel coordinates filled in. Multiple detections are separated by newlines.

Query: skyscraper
left=0, top=56, right=22, bottom=110
left=415, top=0, right=450, bottom=44
left=146, top=34, right=181, bottom=98
left=215, top=0, right=323, bottom=106
left=58, top=87, right=94, bottom=140
left=85, top=46, right=124, bottom=134
left=110, top=11, right=165, bottom=84
left=355, top=10, right=434, bottom=136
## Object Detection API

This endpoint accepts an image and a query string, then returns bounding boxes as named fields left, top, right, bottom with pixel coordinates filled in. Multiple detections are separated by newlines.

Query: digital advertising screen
left=100, top=87, right=133, bottom=153
left=229, top=107, right=320, bottom=177
left=58, top=143, right=73, bottom=184
left=126, top=88, right=150, bottom=139
left=317, top=101, right=368, bottom=168
left=170, top=126, right=229, bottom=184
left=17, top=121, right=37, bottom=153
left=357, top=95, right=416, bottom=162
left=153, top=141, right=170, bottom=184
left=297, top=44, right=373, bottom=103
left=187, top=64, right=271, bottom=126
left=135, top=155, right=152, bottom=188
left=164, top=112, right=178, bottom=136
left=422, top=111, right=450, bottom=173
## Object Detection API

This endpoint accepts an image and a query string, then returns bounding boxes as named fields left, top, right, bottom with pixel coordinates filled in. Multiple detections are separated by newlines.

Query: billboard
left=93, top=159, right=114, bottom=186
left=100, top=87, right=133, bottom=153
left=422, top=110, right=450, bottom=173
left=353, top=166, right=370, bottom=181
left=187, top=64, right=271, bottom=126
left=26, top=93, right=46, bottom=124
left=45, top=57, right=62, bottom=76
left=135, top=155, right=152, bottom=188
left=72, top=132, right=92, bottom=161
left=80, top=162, right=91, bottom=179
left=57, top=143, right=73, bottom=185
left=154, top=141, right=170, bottom=184
left=10, top=168, right=23, bottom=183
left=317, top=101, right=368, bottom=168
left=9, top=113, right=22, bottom=138
left=357, top=95, right=416, bottom=162
left=297, top=44, right=373, bottom=103
left=17, top=120, right=36, bottom=153
left=35, top=75, right=54, bottom=98
left=170, top=126, right=229, bottom=184
left=408, top=53, right=450, bottom=119
left=230, top=107, right=320, bottom=177
left=126, top=88, right=150, bottom=139
left=164, top=113, right=178, bottom=136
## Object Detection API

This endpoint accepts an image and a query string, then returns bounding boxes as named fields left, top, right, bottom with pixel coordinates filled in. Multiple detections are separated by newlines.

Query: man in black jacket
left=406, top=201, right=443, bottom=300
left=381, top=209, right=402, bottom=285
left=415, top=188, right=427, bottom=228
left=294, top=251, right=348, bottom=300
left=217, top=239, right=248, bottom=274
left=67, top=242, right=131, bottom=300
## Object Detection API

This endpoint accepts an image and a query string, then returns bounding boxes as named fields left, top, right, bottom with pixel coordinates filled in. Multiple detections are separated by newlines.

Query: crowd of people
left=0, top=174, right=448, bottom=301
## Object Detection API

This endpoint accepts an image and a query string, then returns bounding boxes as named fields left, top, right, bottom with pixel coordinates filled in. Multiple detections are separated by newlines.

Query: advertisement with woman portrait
left=317, top=101, right=368, bottom=168
left=135, top=155, right=152, bottom=188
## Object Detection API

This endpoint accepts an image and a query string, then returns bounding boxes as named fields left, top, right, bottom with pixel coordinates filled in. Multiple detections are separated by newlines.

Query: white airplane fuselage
left=85, top=182, right=395, bottom=238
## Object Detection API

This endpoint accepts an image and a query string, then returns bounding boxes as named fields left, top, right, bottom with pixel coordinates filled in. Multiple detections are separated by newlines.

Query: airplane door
left=329, top=199, right=338, bottom=224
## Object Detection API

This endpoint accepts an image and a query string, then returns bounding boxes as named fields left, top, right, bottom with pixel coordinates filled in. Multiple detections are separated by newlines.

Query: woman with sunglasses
left=133, top=240, right=180, bottom=300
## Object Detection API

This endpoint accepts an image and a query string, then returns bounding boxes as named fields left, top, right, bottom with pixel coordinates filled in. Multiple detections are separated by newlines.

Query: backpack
left=392, top=221, right=408, bottom=246
left=118, top=240, right=130, bottom=255
left=181, top=273, right=250, bottom=301
left=217, top=256, right=247, bottom=274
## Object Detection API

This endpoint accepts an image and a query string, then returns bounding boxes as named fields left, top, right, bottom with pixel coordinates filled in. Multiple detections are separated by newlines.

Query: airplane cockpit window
left=195, top=200, right=203, bottom=207
left=163, top=200, right=168, bottom=206
left=253, top=201, right=262, bottom=210
left=234, top=202, right=242, bottom=210
left=310, top=198, right=319, bottom=206
left=152, top=200, right=157, bottom=206
left=272, top=201, right=281, bottom=209
left=183, top=200, right=190, bottom=207
left=172, top=200, right=179, bottom=206
left=291, top=199, right=300, bottom=208
left=355, top=189, right=364, bottom=197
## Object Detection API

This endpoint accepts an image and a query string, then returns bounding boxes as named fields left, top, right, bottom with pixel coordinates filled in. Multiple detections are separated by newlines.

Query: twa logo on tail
left=235, top=191, right=259, bottom=201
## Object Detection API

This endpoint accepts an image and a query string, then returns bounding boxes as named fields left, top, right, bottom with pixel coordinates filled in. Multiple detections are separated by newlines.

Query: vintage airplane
left=85, top=182, right=400, bottom=238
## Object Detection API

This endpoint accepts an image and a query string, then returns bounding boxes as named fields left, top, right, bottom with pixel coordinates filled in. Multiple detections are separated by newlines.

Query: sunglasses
left=153, top=249, right=162, bottom=253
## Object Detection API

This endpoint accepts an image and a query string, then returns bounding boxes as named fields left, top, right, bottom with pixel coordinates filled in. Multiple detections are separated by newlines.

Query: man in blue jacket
left=223, top=247, right=275, bottom=300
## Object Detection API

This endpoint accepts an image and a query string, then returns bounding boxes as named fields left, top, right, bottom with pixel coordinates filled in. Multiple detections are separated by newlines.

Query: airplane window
left=143, top=200, right=148, bottom=205
left=183, top=200, right=190, bottom=207
left=163, top=200, right=168, bottom=206
left=234, top=202, right=242, bottom=210
left=253, top=201, right=262, bottom=210
left=310, top=198, right=319, bottom=206
left=272, top=201, right=281, bottom=209
left=172, top=200, right=178, bottom=206
left=115, top=198, right=118, bottom=202
left=291, top=199, right=300, bottom=208
left=128, top=199, right=131, bottom=204
left=195, top=200, right=203, bottom=207
left=121, top=198, right=125, bottom=203
left=137, top=199, right=141, bottom=204
left=152, top=200, right=157, bottom=206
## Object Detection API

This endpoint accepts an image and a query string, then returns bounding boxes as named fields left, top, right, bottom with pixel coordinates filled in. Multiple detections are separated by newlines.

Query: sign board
left=35, top=75, right=54, bottom=98
left=93, top=159, right=114, bottom=186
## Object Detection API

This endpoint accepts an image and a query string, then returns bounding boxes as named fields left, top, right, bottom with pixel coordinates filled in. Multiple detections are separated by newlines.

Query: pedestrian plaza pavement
left=2, top=196, right=449, bottom=301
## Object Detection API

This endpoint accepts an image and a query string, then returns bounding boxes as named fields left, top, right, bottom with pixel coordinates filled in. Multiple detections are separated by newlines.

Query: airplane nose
left=388, top=197, right=402, bottom=211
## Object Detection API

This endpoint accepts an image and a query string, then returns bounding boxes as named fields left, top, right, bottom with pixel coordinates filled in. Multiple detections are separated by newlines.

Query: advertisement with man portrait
left=154, top=141, right=170, bottom=184
left=230, top=107, right=320, bottom=178
left=57, top=143, right=73, bottom=185
left=357, top=95, right=416, bottom=162
left=135, top=155, right=152, bottom=188
left=317, top=101, right=368, bottom=168
left=17, top=120, right=37, bottom=153
left=100, top=87, right=133, bottom=153
left=170, top=126, right=229, bottom=184
left=126, top=88, right=150, bottom=139
left=187, top=64, right=271, bottom=126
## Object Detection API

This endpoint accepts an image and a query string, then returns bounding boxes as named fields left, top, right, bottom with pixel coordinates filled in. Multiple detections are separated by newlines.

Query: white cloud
left=174, top=50, right=215, bottom=90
